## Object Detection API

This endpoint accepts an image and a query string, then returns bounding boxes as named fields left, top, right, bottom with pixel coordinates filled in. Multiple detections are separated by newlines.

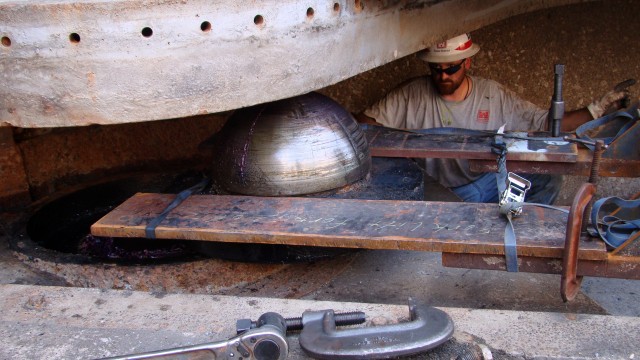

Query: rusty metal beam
left=469, top=149, right=640, bottom=177
left=441, top=253, right=640, bottom=280
left=365, top=126, right=578, bottom=162
left=365, top=126, right=640, bottom=177
left=0, top=0, right=583, bottom=127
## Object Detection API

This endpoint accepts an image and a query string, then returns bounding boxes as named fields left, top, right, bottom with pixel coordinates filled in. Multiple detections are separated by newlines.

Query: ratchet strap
left=590, top=196, right=640, bottom=249
left=492, top=129, right=569, bottom=272
left=492, top=129, right=520, bottom=272
left=361, top=123, right=575, bottom=270
left=145, top=177, right=210, bottom=239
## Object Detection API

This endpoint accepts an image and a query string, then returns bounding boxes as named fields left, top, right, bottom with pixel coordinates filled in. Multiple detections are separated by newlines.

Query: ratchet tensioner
left=101, top=299, right=454, bottom=360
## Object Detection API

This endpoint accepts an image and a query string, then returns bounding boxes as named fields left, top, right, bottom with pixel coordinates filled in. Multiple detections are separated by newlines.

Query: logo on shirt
left=477, top=110, right=490, bottom=124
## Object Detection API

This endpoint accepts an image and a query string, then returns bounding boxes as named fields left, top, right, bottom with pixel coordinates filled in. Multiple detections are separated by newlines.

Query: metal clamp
left=499, top=172, right=531, bottom=217
left=298, top=299, right=454, bottom=359
left=561, top=182, right=596, bottom=302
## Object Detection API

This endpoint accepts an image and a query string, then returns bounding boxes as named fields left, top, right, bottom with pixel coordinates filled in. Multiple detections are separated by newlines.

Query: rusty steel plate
left=365, top=126, right=577, bottom=162
left=91, top=193, right=607, bottom=261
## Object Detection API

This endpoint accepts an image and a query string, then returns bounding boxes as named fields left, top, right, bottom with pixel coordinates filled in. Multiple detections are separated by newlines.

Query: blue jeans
left=451, top=172, right=561, bottom=205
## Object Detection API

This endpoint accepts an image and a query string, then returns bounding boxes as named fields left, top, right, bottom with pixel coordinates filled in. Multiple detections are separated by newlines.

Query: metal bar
left=441, top=253, right=640, bottom=280
left=468, top=153, right=640, bottom=177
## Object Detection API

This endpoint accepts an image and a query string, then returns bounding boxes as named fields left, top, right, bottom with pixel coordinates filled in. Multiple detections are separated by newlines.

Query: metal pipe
left=549, top=64, right=565, bottom=137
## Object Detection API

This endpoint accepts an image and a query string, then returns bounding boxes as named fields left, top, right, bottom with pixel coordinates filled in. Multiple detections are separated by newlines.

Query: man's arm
left=560, top=108, right=592, bottom=132
left=354, top=112, right=380, bottom=125
left=560, top=82, right=634, bottom=132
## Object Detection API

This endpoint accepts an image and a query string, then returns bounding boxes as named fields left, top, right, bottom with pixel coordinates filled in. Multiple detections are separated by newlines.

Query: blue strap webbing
left=491, top=133, right=520, bottom=272
left=590, top=196, right=640, bottom=248
left=576, top=104, right=639, bottom=151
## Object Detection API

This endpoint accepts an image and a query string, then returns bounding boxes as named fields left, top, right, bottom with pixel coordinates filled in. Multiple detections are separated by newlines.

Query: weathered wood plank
left=91, top=193, right=607, bottom=260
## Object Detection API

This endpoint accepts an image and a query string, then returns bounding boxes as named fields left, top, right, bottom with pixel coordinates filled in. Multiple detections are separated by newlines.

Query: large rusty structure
left=1, top=0, right=584, bottom=127
left=1, top=1, right=640, bottom=358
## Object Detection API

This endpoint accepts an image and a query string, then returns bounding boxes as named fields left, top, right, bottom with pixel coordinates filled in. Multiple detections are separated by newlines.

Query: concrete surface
left=307, top=249, right=640, bottom=318
left=2, top=230, right=640, bottom=359
left=1, top=283, right=639, bottom=360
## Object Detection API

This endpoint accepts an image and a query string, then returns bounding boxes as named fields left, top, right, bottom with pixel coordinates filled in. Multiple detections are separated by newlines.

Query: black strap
left=145, top=177, right=210, bottom=239
left=590, top=196, right=640, bottom=248
left=360, top=123, right=565, bottom=142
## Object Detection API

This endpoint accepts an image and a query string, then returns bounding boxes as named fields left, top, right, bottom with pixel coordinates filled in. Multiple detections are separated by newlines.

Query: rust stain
left=86, top=72, right=96, bottom=87
left=41, top=98, right=59, bottom=115
left=87, top=72, right=97, bottom=101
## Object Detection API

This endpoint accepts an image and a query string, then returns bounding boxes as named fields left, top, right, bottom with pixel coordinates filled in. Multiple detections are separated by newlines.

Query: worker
left=355, top=33, right=629, bottom=204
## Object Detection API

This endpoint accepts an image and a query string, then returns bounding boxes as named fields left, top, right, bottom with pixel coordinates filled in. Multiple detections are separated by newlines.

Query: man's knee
left=523, top=174, right=562, bottom=205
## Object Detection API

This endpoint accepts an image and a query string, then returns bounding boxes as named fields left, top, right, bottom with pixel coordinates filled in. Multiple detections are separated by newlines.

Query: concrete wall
left=2, top=0, right=638, bottom=208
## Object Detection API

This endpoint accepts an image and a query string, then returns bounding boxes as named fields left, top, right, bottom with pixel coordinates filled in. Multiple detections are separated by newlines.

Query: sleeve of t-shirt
left=498, top=83, right=549, bottom=131
left=363, top=84, right=411, bottom=128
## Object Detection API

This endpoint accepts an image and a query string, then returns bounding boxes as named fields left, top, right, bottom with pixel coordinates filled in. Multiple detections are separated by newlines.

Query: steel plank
left=91, top=193, right=606, bottom=260
left=364, top=127, right=577, bottom=163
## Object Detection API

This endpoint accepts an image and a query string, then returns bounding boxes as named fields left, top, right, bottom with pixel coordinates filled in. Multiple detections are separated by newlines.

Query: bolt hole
left=69, top=33, right=81, bottom=44
left=254, top=15, right=264, bottom=27
left=1, top=36, right=11, bottom=47
left=333, top=3, right=340, bottom=13
left=200, top=21, right=211, bottom=32
left=141, top=27, right=153, bottom=38
left=306, top=7, right=314, bottom=19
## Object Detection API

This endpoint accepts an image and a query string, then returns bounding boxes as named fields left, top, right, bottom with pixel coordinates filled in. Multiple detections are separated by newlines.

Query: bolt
left=562, top=136, right=609, bottom=149
left=239, top=311, right=366, bottom=333
left=285, top=311, right=366, bottom=331
left=587, top=140, right=605, bottom=185
left=582, top=140, right=605, bottom=233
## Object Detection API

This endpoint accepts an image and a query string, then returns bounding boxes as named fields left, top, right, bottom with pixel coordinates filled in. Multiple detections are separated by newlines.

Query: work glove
left=587, top=79, right=636, bottom=119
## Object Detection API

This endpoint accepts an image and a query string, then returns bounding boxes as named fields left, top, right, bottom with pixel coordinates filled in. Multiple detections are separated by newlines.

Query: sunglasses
left=429, top=59, right=466, bottom=75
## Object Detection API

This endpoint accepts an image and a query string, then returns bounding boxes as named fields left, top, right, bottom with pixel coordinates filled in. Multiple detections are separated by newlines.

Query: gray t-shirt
left=364, top=76, right=548, bottom=187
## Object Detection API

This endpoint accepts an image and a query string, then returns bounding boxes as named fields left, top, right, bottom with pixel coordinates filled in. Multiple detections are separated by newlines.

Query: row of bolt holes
left=0, top=2, right=360, bottom=47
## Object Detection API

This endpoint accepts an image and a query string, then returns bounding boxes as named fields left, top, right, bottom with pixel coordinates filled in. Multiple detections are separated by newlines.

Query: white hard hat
left=418, top=33, right=480, bottom=63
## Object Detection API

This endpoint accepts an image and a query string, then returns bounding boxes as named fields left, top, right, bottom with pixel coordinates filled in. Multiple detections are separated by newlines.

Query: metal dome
left=210, top=92, right=371, bottom=196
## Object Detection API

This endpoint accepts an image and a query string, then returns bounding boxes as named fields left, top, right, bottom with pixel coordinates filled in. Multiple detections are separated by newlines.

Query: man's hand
left=587, top=79, right=636, bottom=119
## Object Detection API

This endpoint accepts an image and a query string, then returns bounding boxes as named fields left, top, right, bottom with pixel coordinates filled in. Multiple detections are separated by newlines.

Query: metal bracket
left=298, top=299, right=454, bottom=359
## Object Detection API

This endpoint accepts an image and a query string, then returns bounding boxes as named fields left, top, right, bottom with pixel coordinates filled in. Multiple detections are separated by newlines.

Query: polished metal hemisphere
left=211, top=92, right=371, bottom=196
